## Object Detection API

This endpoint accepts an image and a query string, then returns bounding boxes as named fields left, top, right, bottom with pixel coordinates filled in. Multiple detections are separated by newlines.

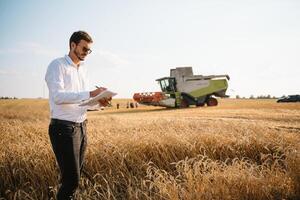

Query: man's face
left=72, top=40, right=92, bottom=61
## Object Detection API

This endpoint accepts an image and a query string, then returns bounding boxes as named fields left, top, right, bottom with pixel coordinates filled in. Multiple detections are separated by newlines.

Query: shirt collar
left=64, top=55, right=85, bottom=68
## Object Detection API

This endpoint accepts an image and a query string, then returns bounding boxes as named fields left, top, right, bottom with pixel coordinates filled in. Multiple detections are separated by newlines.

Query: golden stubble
left=0, top=99, right=299, bottom=199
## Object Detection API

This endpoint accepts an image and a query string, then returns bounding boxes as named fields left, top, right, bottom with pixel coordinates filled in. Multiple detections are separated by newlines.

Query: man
left=45, top=31, right=108, bottom=199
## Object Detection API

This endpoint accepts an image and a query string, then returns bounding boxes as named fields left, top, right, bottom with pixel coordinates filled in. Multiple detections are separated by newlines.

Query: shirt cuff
left=80, top=91, right=90, bottom=101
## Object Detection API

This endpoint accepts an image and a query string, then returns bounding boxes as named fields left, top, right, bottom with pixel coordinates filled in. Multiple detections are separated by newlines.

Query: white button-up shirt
left=45, top=55, right=90, bottom=122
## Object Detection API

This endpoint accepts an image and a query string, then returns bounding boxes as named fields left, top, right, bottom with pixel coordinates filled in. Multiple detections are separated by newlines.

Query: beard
left=74, top=49, right=87, bottom=61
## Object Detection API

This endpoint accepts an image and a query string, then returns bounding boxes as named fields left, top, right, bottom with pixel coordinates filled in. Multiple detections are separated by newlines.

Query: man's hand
left=98, top=97, right=111, bottom=107
left=89, top=87, right=106, bottom=97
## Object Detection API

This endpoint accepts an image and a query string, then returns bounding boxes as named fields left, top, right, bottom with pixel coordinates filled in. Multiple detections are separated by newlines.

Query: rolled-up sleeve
left=45, top=60, right=90, bottom=104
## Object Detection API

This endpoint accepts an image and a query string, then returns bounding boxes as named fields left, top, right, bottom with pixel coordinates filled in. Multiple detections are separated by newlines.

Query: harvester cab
left=156, top=77, right=176, bottom=93
left=133, top=67, right=230, bottom=108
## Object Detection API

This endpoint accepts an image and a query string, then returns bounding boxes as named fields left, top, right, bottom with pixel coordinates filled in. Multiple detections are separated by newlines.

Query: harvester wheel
left=206, top=97, right=218, bottom=106
left=180, top=99, right=189, bottom=108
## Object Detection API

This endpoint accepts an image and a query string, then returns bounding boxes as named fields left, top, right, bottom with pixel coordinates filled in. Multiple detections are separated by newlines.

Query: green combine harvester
left=133, top=67, right=230, bottom=108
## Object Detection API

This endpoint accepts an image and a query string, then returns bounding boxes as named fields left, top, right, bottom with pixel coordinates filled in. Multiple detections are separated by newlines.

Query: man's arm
left=45, top=60, right=91, bottom=104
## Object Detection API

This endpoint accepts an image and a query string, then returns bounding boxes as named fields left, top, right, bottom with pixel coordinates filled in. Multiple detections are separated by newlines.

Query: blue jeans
left=48, top=119, right=87, bottom=200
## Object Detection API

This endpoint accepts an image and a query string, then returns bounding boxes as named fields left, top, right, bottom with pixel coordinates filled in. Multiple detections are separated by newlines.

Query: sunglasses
left=82, top=46, right=92, bottom=54
left=77, top=45, right=92, bottom=54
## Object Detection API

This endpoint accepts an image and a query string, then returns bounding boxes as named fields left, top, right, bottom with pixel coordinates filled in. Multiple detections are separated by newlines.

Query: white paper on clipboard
left=79, top=90, right=117, bottom=106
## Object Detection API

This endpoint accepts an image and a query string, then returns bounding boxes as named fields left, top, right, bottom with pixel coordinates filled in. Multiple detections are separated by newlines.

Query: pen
left=95, top=85, right=107, bottom=90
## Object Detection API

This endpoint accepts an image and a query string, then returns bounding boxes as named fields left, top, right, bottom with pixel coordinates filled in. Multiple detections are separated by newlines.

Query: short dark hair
left=69, top=31, right=93, bottom=49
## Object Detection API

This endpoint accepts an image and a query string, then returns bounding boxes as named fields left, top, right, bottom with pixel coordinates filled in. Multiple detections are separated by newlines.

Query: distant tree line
left=236, top=95, right=278, bottom=99
left=0, top=96, right=18, bottom=100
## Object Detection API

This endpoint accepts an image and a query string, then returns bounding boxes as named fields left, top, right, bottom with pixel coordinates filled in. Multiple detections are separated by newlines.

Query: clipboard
left=79, top=90, right=117, bottom=106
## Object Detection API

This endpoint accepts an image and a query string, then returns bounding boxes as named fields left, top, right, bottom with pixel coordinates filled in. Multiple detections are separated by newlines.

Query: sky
left=0, top=0, right=299, bottom=98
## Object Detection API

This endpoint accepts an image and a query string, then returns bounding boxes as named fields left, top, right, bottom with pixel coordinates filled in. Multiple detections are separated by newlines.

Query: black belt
left=50, top=118, right=87, bottom=127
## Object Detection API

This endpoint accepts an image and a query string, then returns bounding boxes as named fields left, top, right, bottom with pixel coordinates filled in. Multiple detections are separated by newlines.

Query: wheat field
left=0, top=99, right=299, bottom=200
